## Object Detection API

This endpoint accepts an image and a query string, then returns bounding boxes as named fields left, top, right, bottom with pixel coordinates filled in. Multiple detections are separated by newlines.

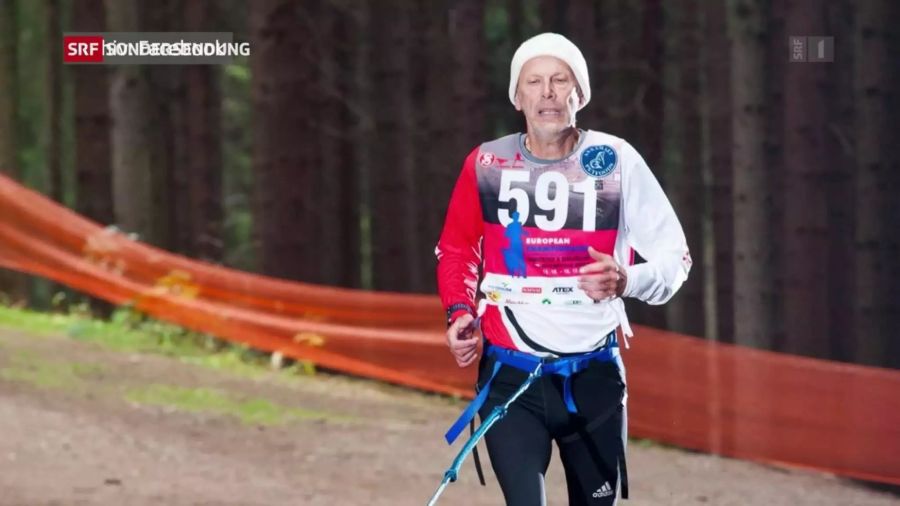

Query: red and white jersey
left=436, top=130, right=690, bottom=356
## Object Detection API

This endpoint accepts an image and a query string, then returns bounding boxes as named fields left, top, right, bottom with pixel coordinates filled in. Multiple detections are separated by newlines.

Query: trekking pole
left=426, top=362, right=543, bottom=506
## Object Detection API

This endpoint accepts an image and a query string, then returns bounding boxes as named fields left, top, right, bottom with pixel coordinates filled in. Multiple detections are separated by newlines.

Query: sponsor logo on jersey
left=525, top=237, right=571, bottom=245
left=481, top=152, right=519, bottom=168
left=552, top=286, right=574, bottom=294
left=487, top=291, right=502, bottom=302
left=521, top=287, right=542, bottom=294
left=581, top=145, right=617, bottom=178
left=541, top=298, right=552, bottom=305
left=485, top=282, right=512, bottom=293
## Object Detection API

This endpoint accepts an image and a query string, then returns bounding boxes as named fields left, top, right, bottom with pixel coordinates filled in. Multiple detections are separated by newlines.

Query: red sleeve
left=435, top=148, right=483, bottom=321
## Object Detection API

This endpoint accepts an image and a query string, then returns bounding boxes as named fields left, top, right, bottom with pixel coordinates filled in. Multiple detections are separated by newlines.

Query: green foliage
left=124, top=384, right=351, bottom=426
left=0, top=304, right=315, bottom=380
left=0, top=349, right=106, bottom=390
left=0, top=305, right=350, bottom=427
left=222, top=55, right=256, bottom=271
left=14, top=0, right=47, bottom=192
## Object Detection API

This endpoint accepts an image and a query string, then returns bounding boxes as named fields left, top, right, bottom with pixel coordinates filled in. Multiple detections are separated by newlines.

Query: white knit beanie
left=509, top=33, right=591, bottom=111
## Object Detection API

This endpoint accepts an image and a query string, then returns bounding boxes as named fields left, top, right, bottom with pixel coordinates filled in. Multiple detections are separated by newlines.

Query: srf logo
left=63, top=35, right=104, bottom=62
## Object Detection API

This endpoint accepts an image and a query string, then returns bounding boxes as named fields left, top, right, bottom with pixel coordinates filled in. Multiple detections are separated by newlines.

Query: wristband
left=446, top=303, right=474, bottom=326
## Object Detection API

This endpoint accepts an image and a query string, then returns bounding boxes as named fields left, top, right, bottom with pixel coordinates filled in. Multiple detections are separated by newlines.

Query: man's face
left=514, top=56, right=581, bottom=137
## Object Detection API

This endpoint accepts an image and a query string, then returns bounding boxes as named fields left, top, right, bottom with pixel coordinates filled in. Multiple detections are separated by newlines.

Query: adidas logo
left=592, top=482, right=614, bottom=499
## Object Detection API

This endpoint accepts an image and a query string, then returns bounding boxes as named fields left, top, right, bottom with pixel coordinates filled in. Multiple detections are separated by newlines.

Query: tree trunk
left=501, top=0, right=527, bottom=134
left=73, top=0, right=114, bottom=227
left=250, top=0, right=317, bottom=281
left=310, top=0, right=359, bottom=287
left=622, top=0, right=668, bottom=330
left=853, top=0, right=900, bottom=367
left=781, top=0, right=829, bottom=359
left=890, top=1, right=900, bottom=369
left=728, top=0, right=776, bottom=349
left=824, top=0, right=855, bottom=361
left=336, top=5, right=361, bottom=289
left=639, top=0, right=664, bottom=169
left=596, top=0, right=644, bottom=147
left=564, top=0, right=599, bottom=129
left=0, top=0, right=28, bottom=304
left=369, top=1, right=423, bottom=292
left=72, top=0, right=114, bottom=316
left=702, top=0, right=733, bottom=342
left=507, top=0, right=523, bottom=45
left=45, top=0, right=63, bottom=203
left=184, top=0, right=223, bottom=262
left=141, top=0, right=186, bottom=254
left=765, top=0, right=787, bottom=352
left=0, top=0, right=15, bottom=179
left=418, top=1, right=454, bottom=293
left=154, top=66, right=188, bottom=255
left=354, top=0, right=374, bottom=289
left=450, top=0, right=488, bottom=160
left=417, top=0, right=490, bottom=293
left=663, top=0, right=705, bottom=337
left=540, top=0, right=565, bottom=33
left=106, top=0, right=163, bottom=245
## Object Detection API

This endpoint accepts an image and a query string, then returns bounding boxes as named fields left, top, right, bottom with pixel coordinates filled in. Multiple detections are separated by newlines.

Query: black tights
left=476, top=352, right=627, bottom=505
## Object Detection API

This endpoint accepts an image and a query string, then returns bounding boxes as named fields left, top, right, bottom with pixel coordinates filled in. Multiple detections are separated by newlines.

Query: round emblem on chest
left=580, top=145, right=617, bottom=178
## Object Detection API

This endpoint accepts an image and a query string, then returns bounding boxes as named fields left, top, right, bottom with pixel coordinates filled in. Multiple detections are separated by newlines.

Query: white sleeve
left=618, top=143, right=691, bottom=305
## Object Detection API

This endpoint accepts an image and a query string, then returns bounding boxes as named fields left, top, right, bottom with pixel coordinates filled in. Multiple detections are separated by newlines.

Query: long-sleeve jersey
left=436, top=130, right=691, bottom=356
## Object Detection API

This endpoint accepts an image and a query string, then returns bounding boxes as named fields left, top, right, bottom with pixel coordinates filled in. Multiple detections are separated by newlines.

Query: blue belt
left=445, top=333, right=620, bottom=445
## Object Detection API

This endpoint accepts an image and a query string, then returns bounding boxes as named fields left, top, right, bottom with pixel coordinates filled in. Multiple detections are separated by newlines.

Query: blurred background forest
left=0, top=0, right=897, bottom=368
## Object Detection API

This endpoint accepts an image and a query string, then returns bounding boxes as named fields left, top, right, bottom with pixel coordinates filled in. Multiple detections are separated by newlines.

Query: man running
left=435, top=33, right=691, bottom=505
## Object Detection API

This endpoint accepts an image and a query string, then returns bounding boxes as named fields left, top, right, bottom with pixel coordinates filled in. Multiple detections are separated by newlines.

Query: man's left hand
left=578, top=246, right=627, bottom=301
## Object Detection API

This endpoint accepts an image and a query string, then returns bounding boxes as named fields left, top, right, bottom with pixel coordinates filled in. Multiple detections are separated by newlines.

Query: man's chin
left=529, top=121, right=573, bottom=138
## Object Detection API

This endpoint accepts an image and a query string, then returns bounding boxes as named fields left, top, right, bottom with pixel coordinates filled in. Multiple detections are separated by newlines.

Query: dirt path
left=0, top=327, right=896, bottom=506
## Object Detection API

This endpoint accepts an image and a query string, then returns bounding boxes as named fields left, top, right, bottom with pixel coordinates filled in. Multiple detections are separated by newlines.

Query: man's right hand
left=446, top=313, right=480, bottom=368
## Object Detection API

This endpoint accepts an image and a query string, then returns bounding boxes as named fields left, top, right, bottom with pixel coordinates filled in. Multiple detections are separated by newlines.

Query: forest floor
left=0, top=322, right=898, bottom=506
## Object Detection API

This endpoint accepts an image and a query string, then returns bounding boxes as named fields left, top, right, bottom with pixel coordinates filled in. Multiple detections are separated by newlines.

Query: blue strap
left=445, top=334, right=620, bottom=444
left=545, top=348, right=614, bottom=413
left=486, top=345, right=542, bottom=370
left=563, top=374, right=578, bottom=413
left=444, top=360, right=502, bottom=445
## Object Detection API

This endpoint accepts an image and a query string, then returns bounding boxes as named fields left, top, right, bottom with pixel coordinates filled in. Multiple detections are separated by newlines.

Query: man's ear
left=513, top=91, right=523, bottom=111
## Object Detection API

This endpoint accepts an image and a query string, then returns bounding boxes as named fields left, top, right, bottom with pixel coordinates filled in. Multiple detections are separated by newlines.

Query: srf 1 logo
left=63, top=35, right=104, bottom=63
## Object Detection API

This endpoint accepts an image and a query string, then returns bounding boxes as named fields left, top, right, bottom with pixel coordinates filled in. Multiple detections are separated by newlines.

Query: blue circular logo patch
left=580, top=145, right=618, bottom=178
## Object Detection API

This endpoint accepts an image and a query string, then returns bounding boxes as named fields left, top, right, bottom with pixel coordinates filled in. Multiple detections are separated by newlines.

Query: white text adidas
left=592, top=482, right=614, bottom=499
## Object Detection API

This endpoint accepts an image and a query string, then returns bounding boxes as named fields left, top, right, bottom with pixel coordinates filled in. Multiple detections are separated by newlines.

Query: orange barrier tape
left=0, top=178, right=443, bottom=328
left=1, top=173, right=898, bottom=484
